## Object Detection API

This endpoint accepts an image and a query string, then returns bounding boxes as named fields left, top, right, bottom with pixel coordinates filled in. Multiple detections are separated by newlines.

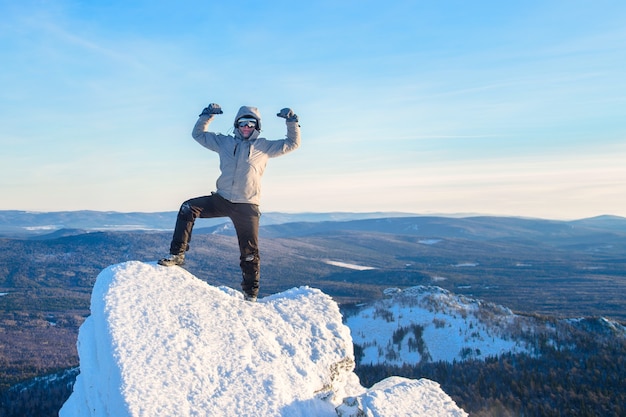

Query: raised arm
left=270, top=107, right=301, bottom=155
left=191, top=103, right=223, bottom=150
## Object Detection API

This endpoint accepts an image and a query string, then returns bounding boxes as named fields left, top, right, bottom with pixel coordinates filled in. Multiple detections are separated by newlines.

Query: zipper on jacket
left=231, top=140, right=252, bottom=188
left=232, top=142, right=242, bottom=188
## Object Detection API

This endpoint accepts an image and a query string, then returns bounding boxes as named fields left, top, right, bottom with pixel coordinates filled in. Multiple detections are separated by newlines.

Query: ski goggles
left=237, top=118, right=257, bottom=128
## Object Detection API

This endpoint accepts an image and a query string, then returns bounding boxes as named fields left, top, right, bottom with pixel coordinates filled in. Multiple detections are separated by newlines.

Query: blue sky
left=1, top=0, right=625, bottom=219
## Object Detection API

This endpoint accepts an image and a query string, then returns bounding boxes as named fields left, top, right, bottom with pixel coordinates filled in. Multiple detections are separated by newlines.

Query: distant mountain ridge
left=2, top=210, right=625, bottom=239
left=0, top=210, right=420, bottom=238
left=2, top=211, right=625, bottom=320
left=201, top=214, right=626, bottom=250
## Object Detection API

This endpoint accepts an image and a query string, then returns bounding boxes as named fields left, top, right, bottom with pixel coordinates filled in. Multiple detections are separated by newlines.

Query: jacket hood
left=234, top=106, right=262, bottom=131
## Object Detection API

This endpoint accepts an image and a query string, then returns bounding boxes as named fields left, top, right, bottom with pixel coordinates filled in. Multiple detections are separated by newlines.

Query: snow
left=323, top=260, right=376, bottom=271
left=24, top=225, right=59, bottom=231
left=345, top=286, right=530, bottom=365
left=59, top=261, right=467, bottom=417
left=418, top=239, right=441, bottom=245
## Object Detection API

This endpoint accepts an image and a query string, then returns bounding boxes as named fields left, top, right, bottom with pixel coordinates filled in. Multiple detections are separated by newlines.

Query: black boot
left=241, top=272, right=259, bottom=302
left=158, top=253, right=185, bottom=266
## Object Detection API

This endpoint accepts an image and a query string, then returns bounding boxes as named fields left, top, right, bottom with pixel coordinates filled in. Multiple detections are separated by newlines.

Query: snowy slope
left=59, top=261, right=467, bottom=417
left=345, top=286, right=532, bottom=365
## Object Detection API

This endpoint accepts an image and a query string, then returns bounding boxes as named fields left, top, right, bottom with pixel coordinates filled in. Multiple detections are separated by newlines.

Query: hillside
left=1, top=212, right=626, bottom=415
left=346, top=286, right=626, bottom=416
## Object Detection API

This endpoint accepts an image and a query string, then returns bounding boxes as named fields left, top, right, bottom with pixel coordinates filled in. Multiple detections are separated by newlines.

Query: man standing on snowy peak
left=158, top=103, right=300, bottom=302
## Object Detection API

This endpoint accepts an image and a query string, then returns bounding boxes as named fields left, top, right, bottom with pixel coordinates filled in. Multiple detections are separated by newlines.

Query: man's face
left=237, top=119, right=257, bottom=139
left=238, top=125, right=255, bottom=139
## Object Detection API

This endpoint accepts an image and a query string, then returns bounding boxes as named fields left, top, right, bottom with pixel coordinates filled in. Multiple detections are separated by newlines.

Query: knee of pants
left=178, top=202, right=195, bottom=221
left=241, top=254, right=260, bottom=274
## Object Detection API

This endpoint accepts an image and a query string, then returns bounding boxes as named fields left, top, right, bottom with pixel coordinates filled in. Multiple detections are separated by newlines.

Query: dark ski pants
left=168, top=193, right=261, bottom=297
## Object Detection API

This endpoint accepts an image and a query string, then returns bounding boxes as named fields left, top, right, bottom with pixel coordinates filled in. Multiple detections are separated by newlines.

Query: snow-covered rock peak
left=59, top=261, right=467, bottom=416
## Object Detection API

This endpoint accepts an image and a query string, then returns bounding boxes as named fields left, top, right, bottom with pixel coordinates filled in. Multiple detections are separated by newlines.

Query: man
left=158, top=103, right=300, bottom=302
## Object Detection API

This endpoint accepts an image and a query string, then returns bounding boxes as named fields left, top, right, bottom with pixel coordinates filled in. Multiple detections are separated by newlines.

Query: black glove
left=199, top=103, right=223, bottom=117
left=277, top=108, right=299, bottom=123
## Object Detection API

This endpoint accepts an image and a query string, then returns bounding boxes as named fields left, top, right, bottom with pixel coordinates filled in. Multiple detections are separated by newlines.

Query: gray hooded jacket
left=191, top=106, right=300, bottom=205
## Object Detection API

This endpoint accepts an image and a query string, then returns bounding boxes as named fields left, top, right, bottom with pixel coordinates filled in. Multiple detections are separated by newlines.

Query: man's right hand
left=199, top=103, right=223, bottom=117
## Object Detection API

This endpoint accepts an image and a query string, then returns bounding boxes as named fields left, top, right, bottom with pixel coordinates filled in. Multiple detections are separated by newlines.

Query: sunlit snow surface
left=345, top=286, right=531, bottom=365
left=323, top=260, right=376, bottom=270
left=59, top=261, right=467, bottom=417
